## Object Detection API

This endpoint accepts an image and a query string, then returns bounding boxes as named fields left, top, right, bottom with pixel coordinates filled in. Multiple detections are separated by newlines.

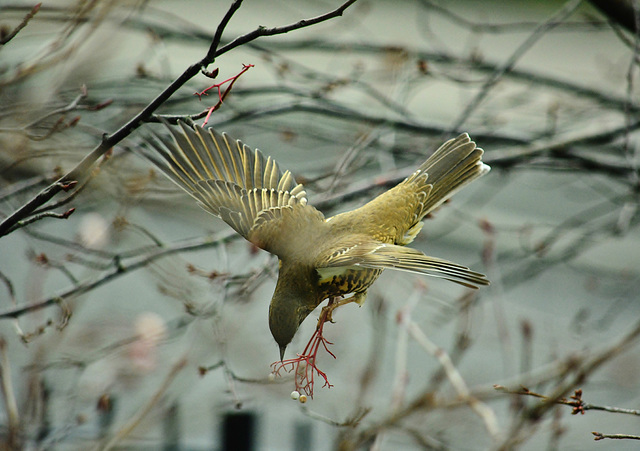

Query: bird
left=142, top=120, right=490, bottom=360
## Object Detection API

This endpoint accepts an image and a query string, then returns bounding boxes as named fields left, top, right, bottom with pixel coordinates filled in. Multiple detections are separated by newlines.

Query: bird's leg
left=318, top=292, right=367, bottom=328
left=318, top=297, right=337, bottom=328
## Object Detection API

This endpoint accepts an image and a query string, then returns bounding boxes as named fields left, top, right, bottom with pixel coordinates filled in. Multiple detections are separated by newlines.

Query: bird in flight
left=143, top=120, right=490, bottom=360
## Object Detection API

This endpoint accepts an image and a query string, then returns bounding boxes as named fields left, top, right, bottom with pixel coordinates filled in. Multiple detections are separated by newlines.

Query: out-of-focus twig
left=449, top=0, right=583, bottom=133
left=97, top=356, right=188, bottom=451
left=0, top=3, right=41, bottom=46
left=0, top=338, right=21, bottom=448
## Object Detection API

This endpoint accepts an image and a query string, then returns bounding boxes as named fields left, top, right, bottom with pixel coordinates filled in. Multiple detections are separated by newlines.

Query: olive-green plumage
left=144, top=120, right=490, bottom=359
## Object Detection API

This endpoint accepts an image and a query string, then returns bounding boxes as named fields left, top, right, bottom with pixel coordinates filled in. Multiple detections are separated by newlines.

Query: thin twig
left=494, top=385, right=640, bottom=416
left=0, top=338, right=20, bottom=448
left=7, top=209, right=75, bottom=234
left=419, top=0, right=606, bottom=32
left=0, top=3, right=42, bottom=45
left=407, top=321, right=501, bottom=441
left=593, top=432, right=640, bottom=441
left=97, top=356, right=188, bottom=451
left=449, top=0, right=583, bottom=133
left=0, top=230, right=236, bottom=320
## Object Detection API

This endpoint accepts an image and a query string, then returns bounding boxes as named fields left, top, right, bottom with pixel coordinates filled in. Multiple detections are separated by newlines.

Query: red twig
left=271, top=310, right=336, bottom=399
left=194, top=63, right=254, bottom=125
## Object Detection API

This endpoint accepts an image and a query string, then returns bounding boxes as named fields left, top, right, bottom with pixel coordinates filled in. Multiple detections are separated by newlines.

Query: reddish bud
left=91, top=99, right=113, bottom=111
left=417, top=59, right=429, bottom=74
left=97, top=393, right=112, bottom=412
left=59, top=180, right=78, bottom=191
left=202, top=67, right=220, bottom=79
left=479, top=218, right=494, bottom=235
left=61, top=208, right=75, bottom=219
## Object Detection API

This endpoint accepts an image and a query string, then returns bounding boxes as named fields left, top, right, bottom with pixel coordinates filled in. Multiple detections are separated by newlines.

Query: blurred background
left=1, top=0, right=640, bottom=449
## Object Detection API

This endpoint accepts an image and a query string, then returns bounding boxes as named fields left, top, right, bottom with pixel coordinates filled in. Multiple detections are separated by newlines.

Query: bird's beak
left=279, top=345, right=286, bottom=362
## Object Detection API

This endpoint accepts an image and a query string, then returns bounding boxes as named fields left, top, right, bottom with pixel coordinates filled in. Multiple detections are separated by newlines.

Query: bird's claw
left=318, top=298, right=340, bottom=329
left=318, top=305, right=335, bottom=328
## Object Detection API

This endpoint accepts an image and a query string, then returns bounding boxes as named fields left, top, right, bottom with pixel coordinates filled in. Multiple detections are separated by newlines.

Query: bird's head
left=268, top=270, right=317, bottom=361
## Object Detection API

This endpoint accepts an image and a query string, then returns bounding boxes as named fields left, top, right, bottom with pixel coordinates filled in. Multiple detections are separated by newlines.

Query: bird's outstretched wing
left=142, top=120, right=323, bottom=254
left=317, top=240, right=489, bottom=289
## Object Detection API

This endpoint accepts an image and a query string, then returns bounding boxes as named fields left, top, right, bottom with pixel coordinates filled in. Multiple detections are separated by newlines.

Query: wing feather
left=142, top=119, right=321, bottom=249
left=318, top=240, right=489, bottom=289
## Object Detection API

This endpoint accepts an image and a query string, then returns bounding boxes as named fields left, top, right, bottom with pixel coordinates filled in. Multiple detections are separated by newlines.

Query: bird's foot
left=318, top=297, right=339, bottom=328
left=317, top=293, right=365, bottom=329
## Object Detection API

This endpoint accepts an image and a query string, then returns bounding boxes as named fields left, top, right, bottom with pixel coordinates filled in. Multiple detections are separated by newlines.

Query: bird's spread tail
left=405, top=133, right=490, bottom=221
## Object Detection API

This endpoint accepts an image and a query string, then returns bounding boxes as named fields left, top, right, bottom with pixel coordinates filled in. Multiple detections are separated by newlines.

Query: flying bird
left=143, top=120, right=490, bottom=360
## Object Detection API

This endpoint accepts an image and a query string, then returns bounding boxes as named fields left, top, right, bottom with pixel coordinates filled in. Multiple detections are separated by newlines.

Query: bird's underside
left=143, top=120, right=490, bottom=354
